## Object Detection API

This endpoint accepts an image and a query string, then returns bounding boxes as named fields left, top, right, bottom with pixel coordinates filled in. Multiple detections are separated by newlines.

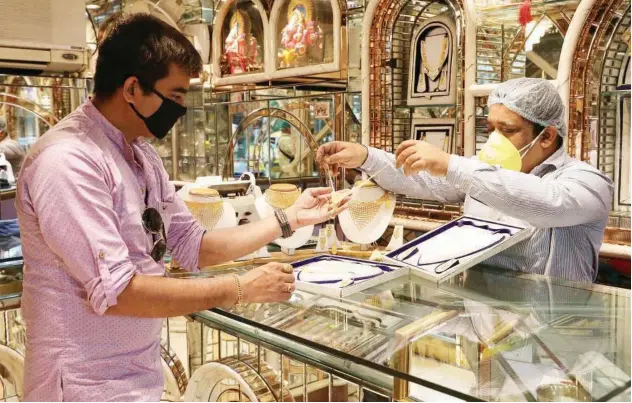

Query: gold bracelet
left=233, top=274, right=244, bottom=306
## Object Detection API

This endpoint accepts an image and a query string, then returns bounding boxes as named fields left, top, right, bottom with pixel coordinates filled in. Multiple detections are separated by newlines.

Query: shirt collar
left=530, top=145, right=567, bottom=175
left=83, top=100, right=138, bottom=163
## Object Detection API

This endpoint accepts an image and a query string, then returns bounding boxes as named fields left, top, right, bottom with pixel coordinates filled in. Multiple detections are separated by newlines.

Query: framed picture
left=410, top=118, right=454, bottom=153
left=314, top=102, right=331, bottom=119
left=407, top=15, right=457, bottom=106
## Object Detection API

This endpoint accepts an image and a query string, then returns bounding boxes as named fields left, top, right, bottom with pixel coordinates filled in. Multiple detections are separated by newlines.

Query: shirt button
left=98, top=251, right=105, bottom=259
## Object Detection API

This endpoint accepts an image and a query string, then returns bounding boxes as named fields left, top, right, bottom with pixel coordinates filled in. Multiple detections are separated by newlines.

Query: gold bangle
left=233, top=274, right=244, bottom=306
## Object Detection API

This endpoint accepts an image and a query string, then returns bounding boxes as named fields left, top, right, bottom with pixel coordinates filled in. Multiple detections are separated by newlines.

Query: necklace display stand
left=386, top=225, right=404, bottom=251
left=255, top=184, right=314, bottom=254
left=178, top=187, right=237, bottom=231
left=338, top=181, right=396, bottom=249
left=315, top=228, right=328, bottom=252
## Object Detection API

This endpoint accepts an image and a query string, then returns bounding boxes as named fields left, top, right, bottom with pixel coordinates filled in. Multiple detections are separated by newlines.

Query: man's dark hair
left=94, top=13, right=202, bottom=99
left=97, top=12, right=123, bottom=44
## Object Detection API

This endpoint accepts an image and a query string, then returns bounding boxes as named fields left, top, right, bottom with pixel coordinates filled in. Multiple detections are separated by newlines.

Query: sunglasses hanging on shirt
left=141, top=189, right=167, bottom=262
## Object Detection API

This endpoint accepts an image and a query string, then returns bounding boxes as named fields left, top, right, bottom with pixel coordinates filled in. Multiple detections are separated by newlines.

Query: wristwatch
left=274, top=208, right=294, bottom=238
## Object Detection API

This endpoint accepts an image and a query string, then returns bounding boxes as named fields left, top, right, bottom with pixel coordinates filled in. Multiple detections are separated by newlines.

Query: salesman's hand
left=286, top=187, right=348, bottom=230
left=316, top=141, right=368, bottom=172
left=240, top=262, right=296, bottom=303
left=395, top=140, right=451, bottom=177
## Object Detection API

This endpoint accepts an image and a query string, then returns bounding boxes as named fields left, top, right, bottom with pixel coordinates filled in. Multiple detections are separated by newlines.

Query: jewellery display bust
left=178, top=187, right=237, bottom=231
left=338, top=181, right=396, bottom=245
left=255, top=183, right=314, bottom=250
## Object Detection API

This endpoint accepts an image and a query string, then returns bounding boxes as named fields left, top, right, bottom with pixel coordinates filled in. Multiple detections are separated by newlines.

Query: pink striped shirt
left=16, top=101, right=205, bottom=401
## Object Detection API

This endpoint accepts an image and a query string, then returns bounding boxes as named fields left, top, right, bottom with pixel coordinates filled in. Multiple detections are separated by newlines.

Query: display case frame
left=185, top=262, right=631, bottom=402
left=268, top=0, right=342, bottom=80
left=211, top=0, right=271, bottom=86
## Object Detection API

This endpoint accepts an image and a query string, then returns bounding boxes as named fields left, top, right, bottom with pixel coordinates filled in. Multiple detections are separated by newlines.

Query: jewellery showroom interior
left=0, top=0, right=632, bottom=402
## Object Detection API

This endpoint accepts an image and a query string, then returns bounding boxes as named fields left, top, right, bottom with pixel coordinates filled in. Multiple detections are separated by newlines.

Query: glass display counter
left=183, top=262, right=631, bottom=402
left=0, top=233, right=24, bottom=401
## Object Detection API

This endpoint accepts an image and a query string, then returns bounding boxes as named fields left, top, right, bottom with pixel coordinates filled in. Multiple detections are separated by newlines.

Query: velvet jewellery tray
left=292, top=254, right=408, bottom=298
left=384, top=215, right=530, bottom=283
left=293, top=216, right=529, bottom=297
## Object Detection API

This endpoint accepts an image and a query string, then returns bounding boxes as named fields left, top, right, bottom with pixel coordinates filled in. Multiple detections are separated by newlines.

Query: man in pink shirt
left=16, top=14, right=342, bottom=401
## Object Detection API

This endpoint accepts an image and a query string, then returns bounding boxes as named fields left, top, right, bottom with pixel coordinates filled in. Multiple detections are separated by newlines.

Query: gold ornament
left=347, top=193, right=392, bottom=231
left=354, top=179, right=378, bottom=189
left=185, top=188, right=224, bottom=231
left=264, top=184, right=301, bottom=209
left=421, top=35, right=448, bottom=81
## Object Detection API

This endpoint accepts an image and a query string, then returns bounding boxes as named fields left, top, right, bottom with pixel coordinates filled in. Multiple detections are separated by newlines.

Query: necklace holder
left=178, top=187, right=237, bottom=231
left=292, top=254, right=407, bottom=298
left=386, top=225, right=404, bottom=251
left=407, top=15, right=457, bottom=106
left=338, top=181, right=396, bottom=248
left=255, top=184, right=314, bottom=253
left=385, top=216, right=530, bottom=283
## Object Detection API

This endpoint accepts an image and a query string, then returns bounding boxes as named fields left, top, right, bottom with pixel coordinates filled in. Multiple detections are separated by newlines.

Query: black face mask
left=129, top=88, right=186, bottom=139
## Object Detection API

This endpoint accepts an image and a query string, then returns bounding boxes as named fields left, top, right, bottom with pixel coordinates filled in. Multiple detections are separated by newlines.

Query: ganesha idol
left=221, top=11, right=262, bottom=75
left=278, top=0, right=324, bottom=68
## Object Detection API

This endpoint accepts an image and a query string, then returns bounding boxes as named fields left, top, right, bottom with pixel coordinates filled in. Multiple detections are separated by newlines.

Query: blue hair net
left=488, top=78, right=566, bottom=137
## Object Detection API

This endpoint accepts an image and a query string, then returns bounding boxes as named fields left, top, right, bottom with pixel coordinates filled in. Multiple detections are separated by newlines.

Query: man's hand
left=395, top=140, right=451, bottom=177
left=316, top=141, right=368, bottom=172
left=285, top=187, right=348, bottom=230
left=240, top=262, right=295, bottom=303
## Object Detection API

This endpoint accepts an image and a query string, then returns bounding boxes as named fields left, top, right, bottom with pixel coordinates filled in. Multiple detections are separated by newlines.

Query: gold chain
left=265, top=187, right=301, bottom=209
left=185, top=200, right=225, bottom=231
left=421, top=35, right=448, bottom=80
left=347, top=193, right=392, bottom=230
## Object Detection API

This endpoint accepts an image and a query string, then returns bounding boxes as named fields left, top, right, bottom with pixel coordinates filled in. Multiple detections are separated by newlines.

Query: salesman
left=17, top=13, right=343, bottom=401
left=318, top=78, right=613, bottom=283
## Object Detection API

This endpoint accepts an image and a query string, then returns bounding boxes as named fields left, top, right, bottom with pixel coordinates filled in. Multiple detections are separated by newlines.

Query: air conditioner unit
left=0, top=0, right=87, bottom=74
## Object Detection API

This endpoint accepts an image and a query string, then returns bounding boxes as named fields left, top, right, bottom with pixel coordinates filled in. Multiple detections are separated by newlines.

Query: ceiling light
left=86, top=4, right=101, bottom=10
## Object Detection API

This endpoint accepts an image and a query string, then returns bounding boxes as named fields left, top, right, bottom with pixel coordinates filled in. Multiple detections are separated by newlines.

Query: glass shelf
left=394, top=104, right=458, bottom=110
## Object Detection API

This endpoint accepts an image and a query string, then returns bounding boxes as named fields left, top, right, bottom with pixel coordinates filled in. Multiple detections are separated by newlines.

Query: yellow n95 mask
left=478, top=130, right=543, bottom=171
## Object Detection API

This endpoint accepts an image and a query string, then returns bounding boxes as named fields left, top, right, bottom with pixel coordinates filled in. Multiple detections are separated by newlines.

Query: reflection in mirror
left=1, top=78, right=85, bottom=179
left=523, top=18, right=563, bottom=79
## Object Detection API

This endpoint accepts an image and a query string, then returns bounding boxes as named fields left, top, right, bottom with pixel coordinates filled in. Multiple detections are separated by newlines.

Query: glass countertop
left=189, top=264, right=631, bottom=402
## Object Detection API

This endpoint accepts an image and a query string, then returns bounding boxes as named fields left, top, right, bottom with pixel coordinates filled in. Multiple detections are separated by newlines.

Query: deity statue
left=221, top=11, right=261, bottom=75
left=278, top=0, right=323, bottom=68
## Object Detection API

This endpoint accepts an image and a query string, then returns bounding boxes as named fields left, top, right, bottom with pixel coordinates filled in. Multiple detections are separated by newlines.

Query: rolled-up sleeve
left=149, top=148, right=205, bottom=271
left=164, top=193, right=205, bottom=271
left=27, top=145, right=137, bottom=315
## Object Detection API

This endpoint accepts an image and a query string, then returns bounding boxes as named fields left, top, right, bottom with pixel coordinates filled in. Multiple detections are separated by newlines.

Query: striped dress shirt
left=360, top=146, right=613, bottom=282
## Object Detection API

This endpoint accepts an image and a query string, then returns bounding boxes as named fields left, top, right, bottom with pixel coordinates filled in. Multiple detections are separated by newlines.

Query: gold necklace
left=185, top=188, right=225, bottom=230
left=264, top=184, right=301, bottom=209
left=347, top=193, right=392, bottom=230
left=421, top=35, right=448, bottom=81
